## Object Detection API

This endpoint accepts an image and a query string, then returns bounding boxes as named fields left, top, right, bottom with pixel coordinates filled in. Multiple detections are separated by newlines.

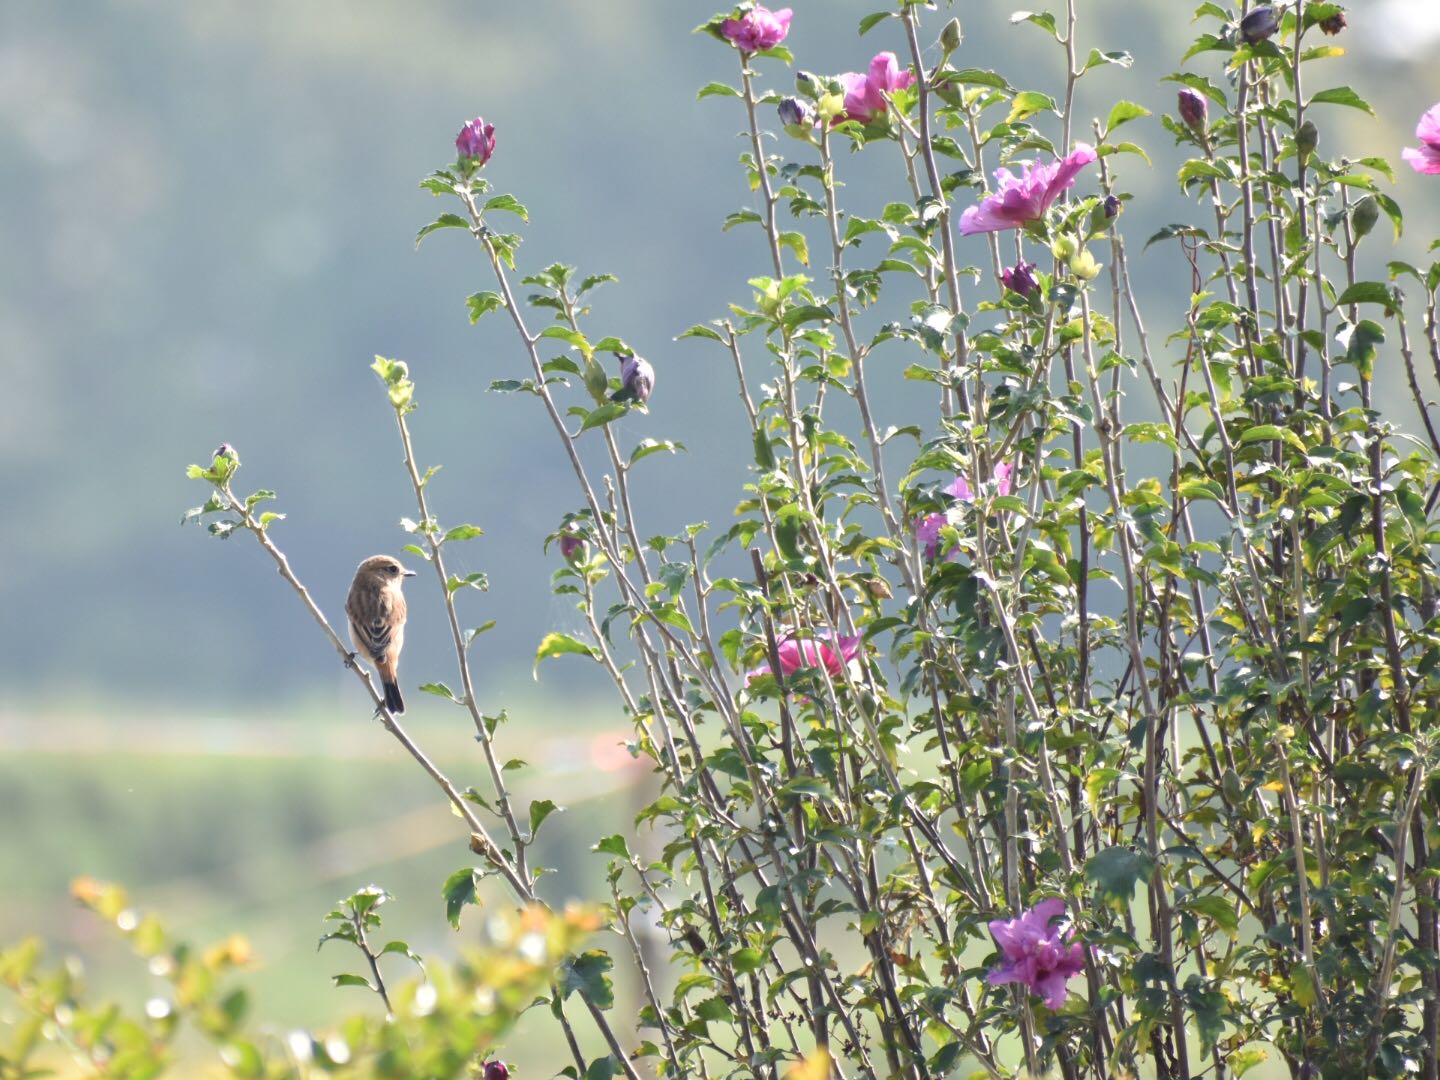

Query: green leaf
left=415, top=212, right=470, bottom=248
left=534, top=632, right=600, bottom=679
left=482, top=193, right=529, bottom=221
left=1335, top=282, right=1393, bottom=307
left=697, top=81, right=741, bottom=101
left=585, top=1058, right=617, bottom=1080
left=443, top=524, right=485, bottom=543
left=580, top=403, right=629, bottom=432
left=1085, top=846, right=1155, bottom=910
left=539, top=325, right=591, bottom=354
left=1337, top=318, right=1385, bottom=380
left=529, top=799, right=562, bottom=837
left=466, top=291, right=506, bottom=323
left=1007, top=90, right=1057, bottom=124
left=1105, top=100, right=1151, bottom=132
left=858, top=11, right=893, bottom=35
left=593, top=835, right=631, bottom=859
left=630, top=438, right=684, bottom=465
left=559, top=950, right=615, bottom=1008
left=1308, top=85, right=1374, bottom=115
left=1009, top=10, right=1059, bottom=38
left=778, top=230, right=809, bottom=266
left=678, top=324, right=725, bottom=343
left=441, top=868, right=478, bottom=929
left=331, top=973, right=373, bottom=990
left=418, top=682, right=461, bottom=703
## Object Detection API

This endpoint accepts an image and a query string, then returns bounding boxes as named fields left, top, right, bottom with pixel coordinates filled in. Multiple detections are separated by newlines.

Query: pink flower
left=746, top=631, right=861, bottom=685
left=916, top=510, right=961, bottom=562
left=720, top=5, right=792, bottom=53
left=958, top=146, right=1098, bottom=235
left=944, top=462, right=1016, bottom=502
left=837, top=52, right=916, bottom=124
left=1402, top=102, right=1440, bottom=175
left=987, top=899, right=1087, bottom=1011
left=455, top=117, right=496, bottom=166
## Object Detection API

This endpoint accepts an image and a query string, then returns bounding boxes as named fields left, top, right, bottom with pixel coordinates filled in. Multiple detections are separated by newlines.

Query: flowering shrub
left=7, top=1, right=1435, bottom=1078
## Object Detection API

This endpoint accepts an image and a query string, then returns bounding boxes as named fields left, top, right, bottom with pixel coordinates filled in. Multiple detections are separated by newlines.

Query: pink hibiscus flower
left=1402, top=102, right=1440, bottom=175
left=720, top=5, right=792, bottom=54
left=837, top=52, right=916, bottom=124
left=958, top=146, right=1098, bottom=235
left=987, top=898, right=1087, bottom=1011
left=746, top=631, right=861, bottom=685
left=945, top=462, right=1016, bottom=502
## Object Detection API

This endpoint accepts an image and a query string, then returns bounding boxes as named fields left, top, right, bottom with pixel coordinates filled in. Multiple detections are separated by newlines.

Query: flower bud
left=1103, top=194, right=1121, bottom=219
left=939, top=17, right=963, bottom=54
left=1319, top=11, right=1346, bottom=35
left=455, top=117, right=496, bottom=167
left=1240, top=6, right=1279, bottom=45
left=1177, top=88, right=1208, bottom=131
left=1068, top=250, right=1102, bottom=280
left=778, top=96, right=816, bottom=138
left=1001, top=260, right=1039, bottom=298
left=1351, top=195, right=1379, bottom=240
left=613, top=352, right=655, bottom=404
left=795, top=71, right=818, bottom=97
left=1295, top=119, right=1318, bottom=160
left=1050, top=235, right=1077, bottom=259
left=558, top=529, right=589, bottom=565
left=482, top=1062, right=510, bottom=1080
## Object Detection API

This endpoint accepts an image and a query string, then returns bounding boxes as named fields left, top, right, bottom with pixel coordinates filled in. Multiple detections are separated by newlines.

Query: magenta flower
left=836, top=52, right=916, bottom=124
left=1177, top=88, right=1208, bottom=131
left=945, top=462, right=1016, bottom=502
left=1001, top=261, right=1039, bottom=298
left=958, top=146, right=1098, bottom=235
left=482, top=1063, right=510, bottom=1080
left=720, top=5, right=792, bottom=53
left=1402, top=103, right=1440, bottom=175
left=987, top=898, right=1086, bottom=1011
left=916, top=511, right=961, bottom=562
left=558, top=529, right=588, bottom=564
left=456, top=117, right=496, bottom=166
left=746, top=631, right=862, bottom=685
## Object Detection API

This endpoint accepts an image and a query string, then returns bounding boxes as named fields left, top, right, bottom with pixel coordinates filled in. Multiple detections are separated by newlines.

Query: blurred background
left=2, top=0, right=1439, bottom=1071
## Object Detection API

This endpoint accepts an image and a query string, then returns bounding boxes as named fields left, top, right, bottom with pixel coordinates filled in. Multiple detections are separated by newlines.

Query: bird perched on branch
left=610, top=351, right=654, bottom=404
left=346, top=554, right=416, bottom=714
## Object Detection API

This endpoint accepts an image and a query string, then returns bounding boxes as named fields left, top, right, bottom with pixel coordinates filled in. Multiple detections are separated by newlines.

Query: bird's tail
left=383, top=680, right=405, bottom=715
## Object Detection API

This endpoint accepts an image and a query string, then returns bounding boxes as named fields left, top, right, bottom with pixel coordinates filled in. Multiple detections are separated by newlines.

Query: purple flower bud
left=778, top=96, right=815, bottom=134
left=1319, top=11, right=1346, bottom=35
left=1000, top=260, right=1039, bottom=298
left=213, top=443, right=237, bottom=462
left=1240, top=6, right=1279, bottom=44
left=1177, top=88, right=1208, bottom=131
left=1103, top=194, right=1121, bottom=219
left=613, top=353, right=655, bottom=405
left=455, top=117, right=496, bottom=166
left=558, top=529, right=588, bottom=564
left=482, top=1062, right=510, bottom=1080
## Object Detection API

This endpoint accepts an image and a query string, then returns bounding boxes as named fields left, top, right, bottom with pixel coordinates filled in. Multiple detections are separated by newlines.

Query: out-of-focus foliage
left=0, top=879, right=598, bottom=1079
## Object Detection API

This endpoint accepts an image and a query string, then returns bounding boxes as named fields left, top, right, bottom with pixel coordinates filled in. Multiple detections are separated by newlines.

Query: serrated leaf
left=580, top=403, right=628, bottom=432
left=466, top=291, right=506, bottom=323
left=483, top=193, right=529, bottom=221
left=441, top=868, right=478, bottom=929
left=443, top=524, right=485, bottom=543
left=697, top=81, right=741, bottom=101
left=415, top=212, right=470, bottom=248
left=1105, top=100, right=1151, bottom=132
left=529, top=799, right=562, bottom=837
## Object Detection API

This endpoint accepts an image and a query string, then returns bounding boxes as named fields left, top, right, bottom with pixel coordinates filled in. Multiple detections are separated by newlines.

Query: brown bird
left=345, top=554, right=416, bottom=714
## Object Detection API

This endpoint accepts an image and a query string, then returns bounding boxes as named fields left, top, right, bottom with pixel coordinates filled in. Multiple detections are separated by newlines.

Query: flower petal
left=1403, top=144, right=1440, bottom=175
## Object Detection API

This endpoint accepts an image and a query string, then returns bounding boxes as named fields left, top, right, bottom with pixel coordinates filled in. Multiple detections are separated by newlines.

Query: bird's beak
left=402, top=568, right=417, bottom=577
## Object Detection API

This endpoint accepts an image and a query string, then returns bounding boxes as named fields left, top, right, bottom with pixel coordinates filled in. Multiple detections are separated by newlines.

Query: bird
left=345, top=554, right=416, bottom=714
left=610, top=351, right=655, bottom=404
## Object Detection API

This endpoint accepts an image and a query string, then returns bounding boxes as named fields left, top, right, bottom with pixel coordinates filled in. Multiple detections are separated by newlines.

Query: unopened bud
left=1001, top=260, right=1039, bottom=298
left=777, top=96, right=816, bottom=138
left=939, top=17, right=963, bottom=54
left=558, top=529, right=589, bottom=565
left=1351, top=195, right=1379, bottom=239
left=1177, top=88, right=1208, bottom=131
left=1295, top=119, right=1318, bottom=161
left=1068, top=250, right=1102, bottom=280
left=1240, top=6, right=1279, bottom=45
left=1050, top=235, right=1077, bottom=259
left=1319, top=11, right=1346, bottom=35
left=482, top=1062, right=510, bottom=1080
left=1103, top=194, right=1121, bottom=219
left=817, top=92, right=845, bottom=122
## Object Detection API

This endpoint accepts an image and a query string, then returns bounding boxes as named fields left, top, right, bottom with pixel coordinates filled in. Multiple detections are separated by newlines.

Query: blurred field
left=0, top=697, right=649, bottom=1073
